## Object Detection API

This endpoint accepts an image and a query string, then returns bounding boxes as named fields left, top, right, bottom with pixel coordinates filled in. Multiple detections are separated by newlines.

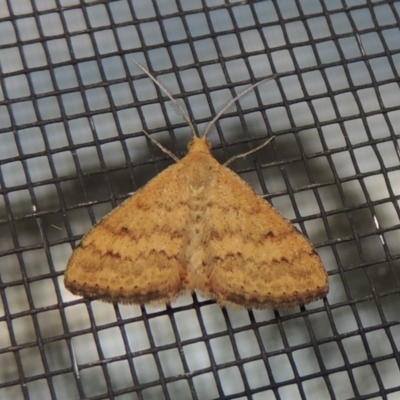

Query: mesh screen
left=1, top=0, right=400, bottom=399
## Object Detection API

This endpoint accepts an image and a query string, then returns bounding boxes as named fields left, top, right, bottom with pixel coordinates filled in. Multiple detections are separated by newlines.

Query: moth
left=64, top=62, right=328, bottom=309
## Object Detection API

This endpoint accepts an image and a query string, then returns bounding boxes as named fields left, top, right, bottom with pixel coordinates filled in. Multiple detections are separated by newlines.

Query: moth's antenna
left=202, top=75, right=277, bottom=139
left=132, top=60, right=197, bottom=137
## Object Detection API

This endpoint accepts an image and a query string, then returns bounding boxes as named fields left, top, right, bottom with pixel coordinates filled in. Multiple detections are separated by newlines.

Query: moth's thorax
left=184, top=136, right=217, bottom=194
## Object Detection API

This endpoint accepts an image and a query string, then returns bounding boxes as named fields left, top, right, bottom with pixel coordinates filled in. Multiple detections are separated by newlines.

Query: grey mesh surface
left=1, top=1, right=400, bottom=399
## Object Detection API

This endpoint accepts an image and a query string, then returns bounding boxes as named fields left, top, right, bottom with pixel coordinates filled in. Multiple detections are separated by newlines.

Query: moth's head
left=187, top=136, right=212, bottom=154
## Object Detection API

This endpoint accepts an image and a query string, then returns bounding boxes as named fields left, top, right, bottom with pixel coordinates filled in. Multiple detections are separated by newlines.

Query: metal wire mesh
left=1, top=0, right=400, bottom=399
